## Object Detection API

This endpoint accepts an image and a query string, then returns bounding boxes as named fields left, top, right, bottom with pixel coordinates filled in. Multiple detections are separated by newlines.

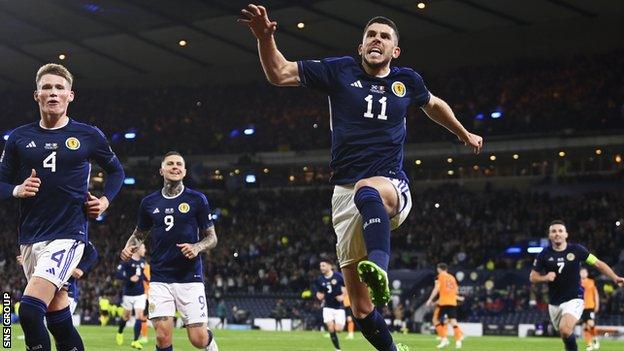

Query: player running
left=120, top=151, right=218, bottom=351
left=580, top=268, right=600, bottom=351
left=426, top=263, right=464, bottom=349
left=239, top=5, right=482, bottom=351
left=116, top=243, right=148, bottom=349
left=0, top=63, right=124, bottom=351
left=530, top=220, right=624, bottom=351
left=315, top=259, right=347, bottom=351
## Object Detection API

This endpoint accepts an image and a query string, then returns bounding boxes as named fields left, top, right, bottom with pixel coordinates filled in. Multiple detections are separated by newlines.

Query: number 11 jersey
left=297, top=56, right=430, bottom=185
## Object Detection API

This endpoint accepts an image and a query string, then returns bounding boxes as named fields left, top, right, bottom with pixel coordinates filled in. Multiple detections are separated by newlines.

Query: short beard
left=362, top=55, right=390, bottom=70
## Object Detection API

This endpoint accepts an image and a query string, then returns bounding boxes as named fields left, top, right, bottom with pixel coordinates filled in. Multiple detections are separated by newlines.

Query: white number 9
left=164, top=215, right=174, bottom=231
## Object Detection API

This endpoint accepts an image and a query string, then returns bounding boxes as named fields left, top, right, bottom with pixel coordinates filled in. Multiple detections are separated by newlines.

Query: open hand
left=237, top=4, right=277, bottom=40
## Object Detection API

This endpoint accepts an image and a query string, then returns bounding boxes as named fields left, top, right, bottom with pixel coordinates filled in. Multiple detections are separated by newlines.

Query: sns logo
left=65, top=137, right=80, bottom=150
left=363, top=217, right=381, bottom=230
left=178, top=202, right=190, bottom=213
left=391, top=81, right=406, bottom=97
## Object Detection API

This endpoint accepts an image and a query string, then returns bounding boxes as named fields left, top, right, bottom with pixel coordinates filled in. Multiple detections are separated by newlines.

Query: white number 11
left=364, top=95, right=388, bottom=120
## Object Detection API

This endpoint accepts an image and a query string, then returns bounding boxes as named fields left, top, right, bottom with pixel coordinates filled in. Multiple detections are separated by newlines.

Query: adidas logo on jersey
left=350, top=80, right=363, bottom=88
left=153, top=208, right=160, bottom=214
left=46, top=267, right=55, bottom=275
left=26, top=141, right=37, bottom=148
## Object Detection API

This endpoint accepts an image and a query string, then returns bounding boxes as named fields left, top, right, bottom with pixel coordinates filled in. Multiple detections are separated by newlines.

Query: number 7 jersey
left=136, top=186, right=213, bottom=284
left=297, top=56, right=430, bottom=185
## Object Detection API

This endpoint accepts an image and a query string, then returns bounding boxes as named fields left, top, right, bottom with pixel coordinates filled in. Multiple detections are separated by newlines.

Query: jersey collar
left=161, top=185, right=185, bottom=199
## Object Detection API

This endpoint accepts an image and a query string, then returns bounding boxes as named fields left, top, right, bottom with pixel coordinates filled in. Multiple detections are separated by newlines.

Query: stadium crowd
left=1, top=183, right=623, bottom=324
left=2, top=50, right=622, bottom=157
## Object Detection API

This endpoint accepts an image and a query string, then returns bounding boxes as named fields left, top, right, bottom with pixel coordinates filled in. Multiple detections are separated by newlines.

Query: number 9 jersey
left=136, top=186, right=213, bottom=284
left=297, top=56, right=430, bottom=185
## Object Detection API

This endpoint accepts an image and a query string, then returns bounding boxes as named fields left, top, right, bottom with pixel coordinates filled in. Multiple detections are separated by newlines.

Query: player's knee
left=351, top=300, right=374, bottom=319
left=155, top=333, right=172, bottom=347
left=559, top=326, right=573, bottom=339
left=354, top=179, right=375, bottom=191
left=189, top=333, right=209, bottom=349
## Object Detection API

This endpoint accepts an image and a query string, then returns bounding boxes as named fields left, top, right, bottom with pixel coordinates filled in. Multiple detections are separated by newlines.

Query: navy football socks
left=134, top=319, right=142, bottom=341
left=118, top=318, right=127, bottom=333
left=19, top=295, right=51, bottom=351
left=330, top=331, right=340, bottom=349
left=156, top=345, right=173, bottom=351
left=46, top=306, right=85, bottom=351
left=354, top=186, right=391, bottom=271
left=563, top=334, right=578, bottom=351
left=354, top=309, right=396, bottom=351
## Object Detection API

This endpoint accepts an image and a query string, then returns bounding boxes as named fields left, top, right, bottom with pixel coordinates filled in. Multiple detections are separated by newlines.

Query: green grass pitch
left=8, top=325, right=623, bottom=350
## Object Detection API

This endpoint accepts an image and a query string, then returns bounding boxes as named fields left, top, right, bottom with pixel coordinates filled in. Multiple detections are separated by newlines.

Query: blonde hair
left=35, top=63, right=73, bottom=88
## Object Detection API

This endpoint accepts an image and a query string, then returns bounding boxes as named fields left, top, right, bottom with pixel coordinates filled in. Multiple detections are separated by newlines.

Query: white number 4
left=164, top=215, right=174, bottom=231
left=556, top=262, right=565, bottom=274
left=43, top=152, right=57, bottom=172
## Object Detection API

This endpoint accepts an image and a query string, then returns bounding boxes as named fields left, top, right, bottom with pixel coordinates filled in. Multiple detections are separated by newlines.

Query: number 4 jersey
left=0, top=119, right=123, bottom=245
left=533, top=243, right=590, bottom=305
left=136, top=186, right=213, bottom=284
left=297, top=56, right=430, bottom=185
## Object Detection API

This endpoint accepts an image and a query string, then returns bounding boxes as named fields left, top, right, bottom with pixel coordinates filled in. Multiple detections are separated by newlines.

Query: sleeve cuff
left=12, top=186, right=19, bottom=198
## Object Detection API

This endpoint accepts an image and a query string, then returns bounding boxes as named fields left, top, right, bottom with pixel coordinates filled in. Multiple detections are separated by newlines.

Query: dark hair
left=364, top=16, right=399, bottom=43
left=437, top=262, right=448, bottom=271
left=161, top=150, right=183, bottom=164
left=549, top=219, right=566, bottom=227
left=319, top=258, right=333, bottom=265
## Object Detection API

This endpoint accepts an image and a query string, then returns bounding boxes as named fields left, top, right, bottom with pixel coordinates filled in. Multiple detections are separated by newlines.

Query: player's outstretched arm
left=422, top=94, right=483, bottom=154
left=177, top=225, right=218, bottom=259
left=529, top=270, right=556, bottom=283
left=425, top=281, right=440, bottom=306
left=592, top=259, right=624, bottom=287
left=120, top=227, right=150, bottom=261
left=238, top=4, right=299, bottom=86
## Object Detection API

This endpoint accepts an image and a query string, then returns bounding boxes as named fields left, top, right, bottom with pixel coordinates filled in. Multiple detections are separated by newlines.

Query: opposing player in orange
left=426, top=263, right=463, bottom=349
left=580, top=268, right=600, bottom=351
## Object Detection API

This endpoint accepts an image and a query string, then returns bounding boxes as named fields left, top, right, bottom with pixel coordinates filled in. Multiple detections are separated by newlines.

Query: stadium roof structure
left=0, top=0, right=622, bottom=88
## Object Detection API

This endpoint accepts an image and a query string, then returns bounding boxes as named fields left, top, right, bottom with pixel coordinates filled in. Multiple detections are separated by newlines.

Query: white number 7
left=556, top=262, right=565, bottom=274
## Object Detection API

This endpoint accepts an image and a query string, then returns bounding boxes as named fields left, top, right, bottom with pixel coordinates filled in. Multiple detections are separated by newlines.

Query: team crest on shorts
left=149, top=303, right=155, bottom=313
left=391, top=81, right=406, bottom=97
left=178, top=202, right=190, bottom=213
left=566, top=253, right=575, bottom=261
left=65, top=137, right=80, bottom=150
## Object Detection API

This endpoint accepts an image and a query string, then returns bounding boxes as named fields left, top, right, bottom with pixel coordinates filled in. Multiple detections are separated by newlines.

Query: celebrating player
left=530, top=220, right=624, bottom=351
left=315, top=259, right=346, bottom=351
left=580, top=268, right=600, bottom=351
left=239, top=5, right=482, bottom=351
left=425, top=263, right=464, bottom=349
left=120, top=151, right=218, bottom=351
left=116, top=243, right=148, bottom=349
left=0, top=63, right=124, bottom=351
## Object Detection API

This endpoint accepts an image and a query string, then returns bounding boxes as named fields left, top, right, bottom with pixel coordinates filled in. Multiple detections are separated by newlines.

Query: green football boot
left=357, top=260, right=390, bottom=306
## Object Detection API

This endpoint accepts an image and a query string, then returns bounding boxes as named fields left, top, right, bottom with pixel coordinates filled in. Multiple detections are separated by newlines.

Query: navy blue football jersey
left=137, top=187, right=213, bottom=283
left=67, top=241, right=98, bottom=301
left=0, top=119, right=124, bottom=244
left=116, top=257, right=146, bottom=296
left=533, top=243, right=590, bottom=305
left=297, top=56, right=430, bottom=184
left=315, top=272, right=345, bottom=309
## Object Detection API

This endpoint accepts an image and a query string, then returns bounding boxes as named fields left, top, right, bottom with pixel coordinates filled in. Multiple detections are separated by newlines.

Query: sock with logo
left=46, top=306, right=85, bottom=351
left=354, top=309, right=396, bottom=351
left=354, top=186, right=391, bottom=271
left=19, top=295, right=51, bottom=351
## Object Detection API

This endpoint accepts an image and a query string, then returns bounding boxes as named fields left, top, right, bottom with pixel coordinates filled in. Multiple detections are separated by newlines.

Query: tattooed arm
left=120, top=227, right=150, bottom=261
left=177, top=225, right=218, bottom=259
